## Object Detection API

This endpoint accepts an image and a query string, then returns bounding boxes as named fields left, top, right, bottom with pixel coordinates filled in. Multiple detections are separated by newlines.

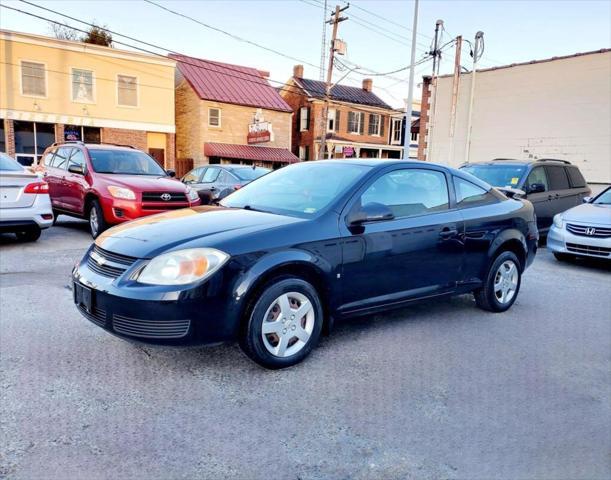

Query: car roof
left=464, top=158, right=573, bottom=167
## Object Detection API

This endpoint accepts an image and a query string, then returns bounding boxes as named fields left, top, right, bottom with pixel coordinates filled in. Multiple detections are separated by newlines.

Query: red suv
left=40, top=142, right=201, bottom=237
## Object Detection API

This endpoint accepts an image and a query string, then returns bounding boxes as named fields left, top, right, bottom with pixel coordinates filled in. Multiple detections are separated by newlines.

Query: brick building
left=281, top=65, right=404, bottom=160
left=172, top=54, right=298, bottom=170
left=0, top=30, right=176, bottom=168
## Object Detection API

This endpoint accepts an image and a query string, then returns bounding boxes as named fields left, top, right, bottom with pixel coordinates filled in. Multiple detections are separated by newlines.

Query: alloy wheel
left=89, top=207, right=99, bottom=237
left=494, top=260, right=518, bottom=304
left=261, top=292, right=315, bottom=358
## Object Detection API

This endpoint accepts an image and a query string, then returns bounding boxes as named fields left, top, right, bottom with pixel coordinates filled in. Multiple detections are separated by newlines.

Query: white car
left=0, top=153, right=54, bottom=241
left=548, top=186, right=611, bottom=260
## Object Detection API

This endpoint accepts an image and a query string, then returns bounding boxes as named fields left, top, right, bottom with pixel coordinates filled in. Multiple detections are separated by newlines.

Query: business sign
left=247, top=108, right=273, bottom=144
left=343, top=146, right=355, bottom=157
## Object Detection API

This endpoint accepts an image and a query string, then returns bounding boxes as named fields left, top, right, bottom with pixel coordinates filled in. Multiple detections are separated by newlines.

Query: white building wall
left=427, top=50, right=611, bottom=184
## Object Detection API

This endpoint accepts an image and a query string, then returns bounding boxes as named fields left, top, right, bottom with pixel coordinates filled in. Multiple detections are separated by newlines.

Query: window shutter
left=380, top=116, right=385, bottom=137
left=307, top=107, right=311, bottom=131
left=359, top=112, right=365, bottom=134
left=335, top=110, right=340, bottom=132
left=296, top=108, right=301, bottom=130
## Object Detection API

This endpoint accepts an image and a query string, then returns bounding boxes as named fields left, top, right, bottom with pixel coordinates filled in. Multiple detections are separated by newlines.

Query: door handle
left=209, top=187, right=217, bottom=191
left=439, top=228, right=458, bottom=239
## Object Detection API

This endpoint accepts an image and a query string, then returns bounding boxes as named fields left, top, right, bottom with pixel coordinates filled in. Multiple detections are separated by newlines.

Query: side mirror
left=166, top=169, right=176, bottom=178
left=68, top=164, right=84, bottom=175
left=528, top=183, right=546, bottom=194
left=582, top=196, right=592, bottom=203
left=347, top=202, right=394, bottom=226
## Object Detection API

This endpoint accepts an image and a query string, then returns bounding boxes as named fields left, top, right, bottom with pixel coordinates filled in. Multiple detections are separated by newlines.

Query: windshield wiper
left=243, top=205, right=273, bottom=214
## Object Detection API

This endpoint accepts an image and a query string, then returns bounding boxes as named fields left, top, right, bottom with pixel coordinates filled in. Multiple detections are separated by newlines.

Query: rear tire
left=88, top=199, right=108, bottom=238
left=239, top=277, right=324, bottom=369
left=474, top=251, right=522, bottom=312
left=16, top=227, right=41, bottom=242
left=553, top=252, right=574, bottom=262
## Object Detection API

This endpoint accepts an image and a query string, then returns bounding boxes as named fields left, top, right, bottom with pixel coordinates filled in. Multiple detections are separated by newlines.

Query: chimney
left=293, top=64, right=304, bottom=78
left=362, top=78, right=373, bottom=92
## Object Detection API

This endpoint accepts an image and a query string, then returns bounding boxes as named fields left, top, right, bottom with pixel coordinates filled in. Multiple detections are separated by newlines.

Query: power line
left=142, top=0, right=322, bottom=70
left=0, top=3, right=405, bottom=114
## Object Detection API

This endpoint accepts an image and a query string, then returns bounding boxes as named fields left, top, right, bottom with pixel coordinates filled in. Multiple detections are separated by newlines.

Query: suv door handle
left=439, top=228, right=458, bottom=239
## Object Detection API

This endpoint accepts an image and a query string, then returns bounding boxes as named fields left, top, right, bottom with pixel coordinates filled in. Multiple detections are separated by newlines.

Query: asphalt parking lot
left=1, top=218, right=610, bottom=480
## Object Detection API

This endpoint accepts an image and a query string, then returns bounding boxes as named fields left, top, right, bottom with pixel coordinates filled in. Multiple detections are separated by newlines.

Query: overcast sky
left=1, top=0, right=609, bottom=108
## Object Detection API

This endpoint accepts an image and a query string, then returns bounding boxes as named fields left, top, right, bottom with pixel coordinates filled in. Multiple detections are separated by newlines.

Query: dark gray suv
left=461, top=159, right=591, bottom=234
left=181, top=164, right=269, bottom=204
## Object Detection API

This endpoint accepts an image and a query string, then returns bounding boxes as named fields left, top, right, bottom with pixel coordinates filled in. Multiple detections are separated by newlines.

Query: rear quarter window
left=566, top=166, right=587, bottom=188
left=454, top=176, right=499, bottom=208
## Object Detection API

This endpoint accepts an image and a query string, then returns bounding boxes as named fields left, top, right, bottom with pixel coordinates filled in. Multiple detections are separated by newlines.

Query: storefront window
left=14, top=121, right=55, bottom=165
left=0, top=119, right=5, bottom=153
left=64, top=125, right=101, bottom=143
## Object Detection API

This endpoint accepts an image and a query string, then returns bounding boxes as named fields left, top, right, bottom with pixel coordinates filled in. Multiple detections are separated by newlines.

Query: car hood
left=95, top=206, right=303, bottom=258
left=562, top=203, right=611, bottom=225
left=96, top=174, right=186, bottom=192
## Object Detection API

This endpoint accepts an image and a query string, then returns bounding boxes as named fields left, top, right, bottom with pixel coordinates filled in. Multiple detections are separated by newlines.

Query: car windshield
left=0, top=153, right=23, bottom=171
left=89, top=149, right=167, bottom=176
left=461, top=164, right=527, bottom=188
left=593, top=188, right=611, bottom=205
left=233, top=167, right=270, bottom=181
left=220, top=162, right=371, bottom=217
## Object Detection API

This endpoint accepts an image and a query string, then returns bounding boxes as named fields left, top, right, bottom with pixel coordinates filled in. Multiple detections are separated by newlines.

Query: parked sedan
left=181, top=164, right=269, bottom=204
left=548, top=187, right=611, bottom=261
left=72, top=160, right=538, bottom=368
left=0, top=153, right=53, bottom=241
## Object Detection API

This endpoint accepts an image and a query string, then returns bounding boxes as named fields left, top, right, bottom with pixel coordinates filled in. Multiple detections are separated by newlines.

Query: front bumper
left=71, top=246, right=241, bottom=345
left=548, top=224, right=611, bottom=259
left=101, top=196, right=201, bottom=224
left=0, top=194, right=53, bottom=231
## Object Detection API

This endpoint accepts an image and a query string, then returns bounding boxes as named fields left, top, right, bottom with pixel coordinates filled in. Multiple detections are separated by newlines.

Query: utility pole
left=464, top=31, right=484, bottom=164
left=319, top=0, right=328, bottom=81
left=402, top=0, right=419, bottom=159
left=319, top=4, right=348, bottom=160
left=425, top=19, right=443, bottom=162
left=447, top=35, right=462, bottom=163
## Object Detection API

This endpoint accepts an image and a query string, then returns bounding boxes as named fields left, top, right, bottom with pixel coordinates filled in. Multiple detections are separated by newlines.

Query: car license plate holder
left=73, top=282, right=94, bottom=314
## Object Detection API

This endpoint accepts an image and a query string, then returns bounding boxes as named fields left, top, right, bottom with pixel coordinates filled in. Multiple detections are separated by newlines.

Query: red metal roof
left=172, top=54, right=292, bottom=112
left=204, top=143, right=299, bottom=164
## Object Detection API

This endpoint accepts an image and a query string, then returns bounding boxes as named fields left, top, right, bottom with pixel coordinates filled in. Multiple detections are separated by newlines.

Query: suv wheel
left=16, top=228, right=41, bottom=242
left=240, top=277, right=324, bottom=369
left=474, top=251, right=522, bottom=312
left=88, top=200, right=108, bottom=238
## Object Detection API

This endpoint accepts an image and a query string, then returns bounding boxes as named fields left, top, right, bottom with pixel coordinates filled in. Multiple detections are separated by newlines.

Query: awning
left=204, top=142, right=299, bottom=164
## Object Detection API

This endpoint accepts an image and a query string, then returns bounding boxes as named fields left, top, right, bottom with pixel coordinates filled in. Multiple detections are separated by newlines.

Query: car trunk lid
left=0, top=171, right=39, bottom=208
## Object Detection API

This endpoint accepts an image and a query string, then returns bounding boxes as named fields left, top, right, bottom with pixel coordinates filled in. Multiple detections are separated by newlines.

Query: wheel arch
left=488, top=229, right=528, bottom=272
left=233, top=250, right=335, bottom=335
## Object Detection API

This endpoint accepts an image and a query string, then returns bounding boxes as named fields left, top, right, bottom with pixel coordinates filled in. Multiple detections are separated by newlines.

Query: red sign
left=343, top=146, right=355, bottom=157
left=247, top=130, right=271, bottom=144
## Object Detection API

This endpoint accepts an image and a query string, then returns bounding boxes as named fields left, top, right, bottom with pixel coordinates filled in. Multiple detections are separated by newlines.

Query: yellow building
left=0, top=29, right=176, bottom=167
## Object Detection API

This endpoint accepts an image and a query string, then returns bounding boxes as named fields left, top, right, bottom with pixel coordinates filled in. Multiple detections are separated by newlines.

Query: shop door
left=148, top=148, right=165, bottom=168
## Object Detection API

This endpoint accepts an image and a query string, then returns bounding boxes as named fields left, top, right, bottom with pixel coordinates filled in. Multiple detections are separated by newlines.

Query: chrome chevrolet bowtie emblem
left=161, top=193, right=172, bottom=201
left=90, top=251, right=106, bottom=266
left=585, top=227, right=596, bottom=235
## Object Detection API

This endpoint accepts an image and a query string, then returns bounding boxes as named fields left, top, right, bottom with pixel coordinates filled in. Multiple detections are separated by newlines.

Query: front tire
left=88, top=199, right=108, bottom=238
left=240, top=277, right=324, bottom=369
left=16, top=227, right=41, bottom=242
left=474, top=251, right=522, bottom=312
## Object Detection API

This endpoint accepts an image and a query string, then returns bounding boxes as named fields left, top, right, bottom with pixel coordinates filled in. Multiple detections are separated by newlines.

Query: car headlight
left=186, top=186, right=199, bottom=202
left=553, top=213, right=564, bottom=229
left=108, top=186, right=136, bottom=200
left=137, top=248, right=229, bottom=285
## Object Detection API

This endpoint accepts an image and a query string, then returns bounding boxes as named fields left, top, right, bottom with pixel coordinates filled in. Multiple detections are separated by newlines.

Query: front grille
left=566, top=223, right=611, bottom=238
left=112, top=315, right=191, bottom=339
left=77, top=304, right=107, bottom=327
left=142, top=204, right=189, bottom=210
left=142, top=192, right=187, bottom=202
left=86, top=245, right=138, bottom=279
left=566, top=243, right=611, bottom=257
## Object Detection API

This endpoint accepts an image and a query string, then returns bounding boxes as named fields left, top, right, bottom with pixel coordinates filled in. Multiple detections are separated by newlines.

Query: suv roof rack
left=51, top=140, right=85, bottom=147
left=99, top=142, right=135, bottom=149
left=536, top=158, right=572, bottom=165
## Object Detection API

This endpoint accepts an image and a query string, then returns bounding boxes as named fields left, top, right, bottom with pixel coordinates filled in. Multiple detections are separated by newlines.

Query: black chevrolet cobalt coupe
left=72, top=160, right=538, bottom=368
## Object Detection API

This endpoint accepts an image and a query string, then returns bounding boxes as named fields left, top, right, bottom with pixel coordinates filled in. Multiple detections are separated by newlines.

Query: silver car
left=548, top=187, right=611, bottom=260
left=0, top=153, right=53, bottom=241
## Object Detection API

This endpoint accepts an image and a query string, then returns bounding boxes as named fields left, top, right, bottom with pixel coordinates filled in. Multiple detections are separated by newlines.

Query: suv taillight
left=24, top=181, right=49, bottom=194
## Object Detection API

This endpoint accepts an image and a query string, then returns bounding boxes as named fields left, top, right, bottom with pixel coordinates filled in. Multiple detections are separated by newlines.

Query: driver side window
left=526, top=167, right=548, bottom=192
left=202, top=167, right=220, bottom=183
left=359, top=169, right=449, bottom=219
